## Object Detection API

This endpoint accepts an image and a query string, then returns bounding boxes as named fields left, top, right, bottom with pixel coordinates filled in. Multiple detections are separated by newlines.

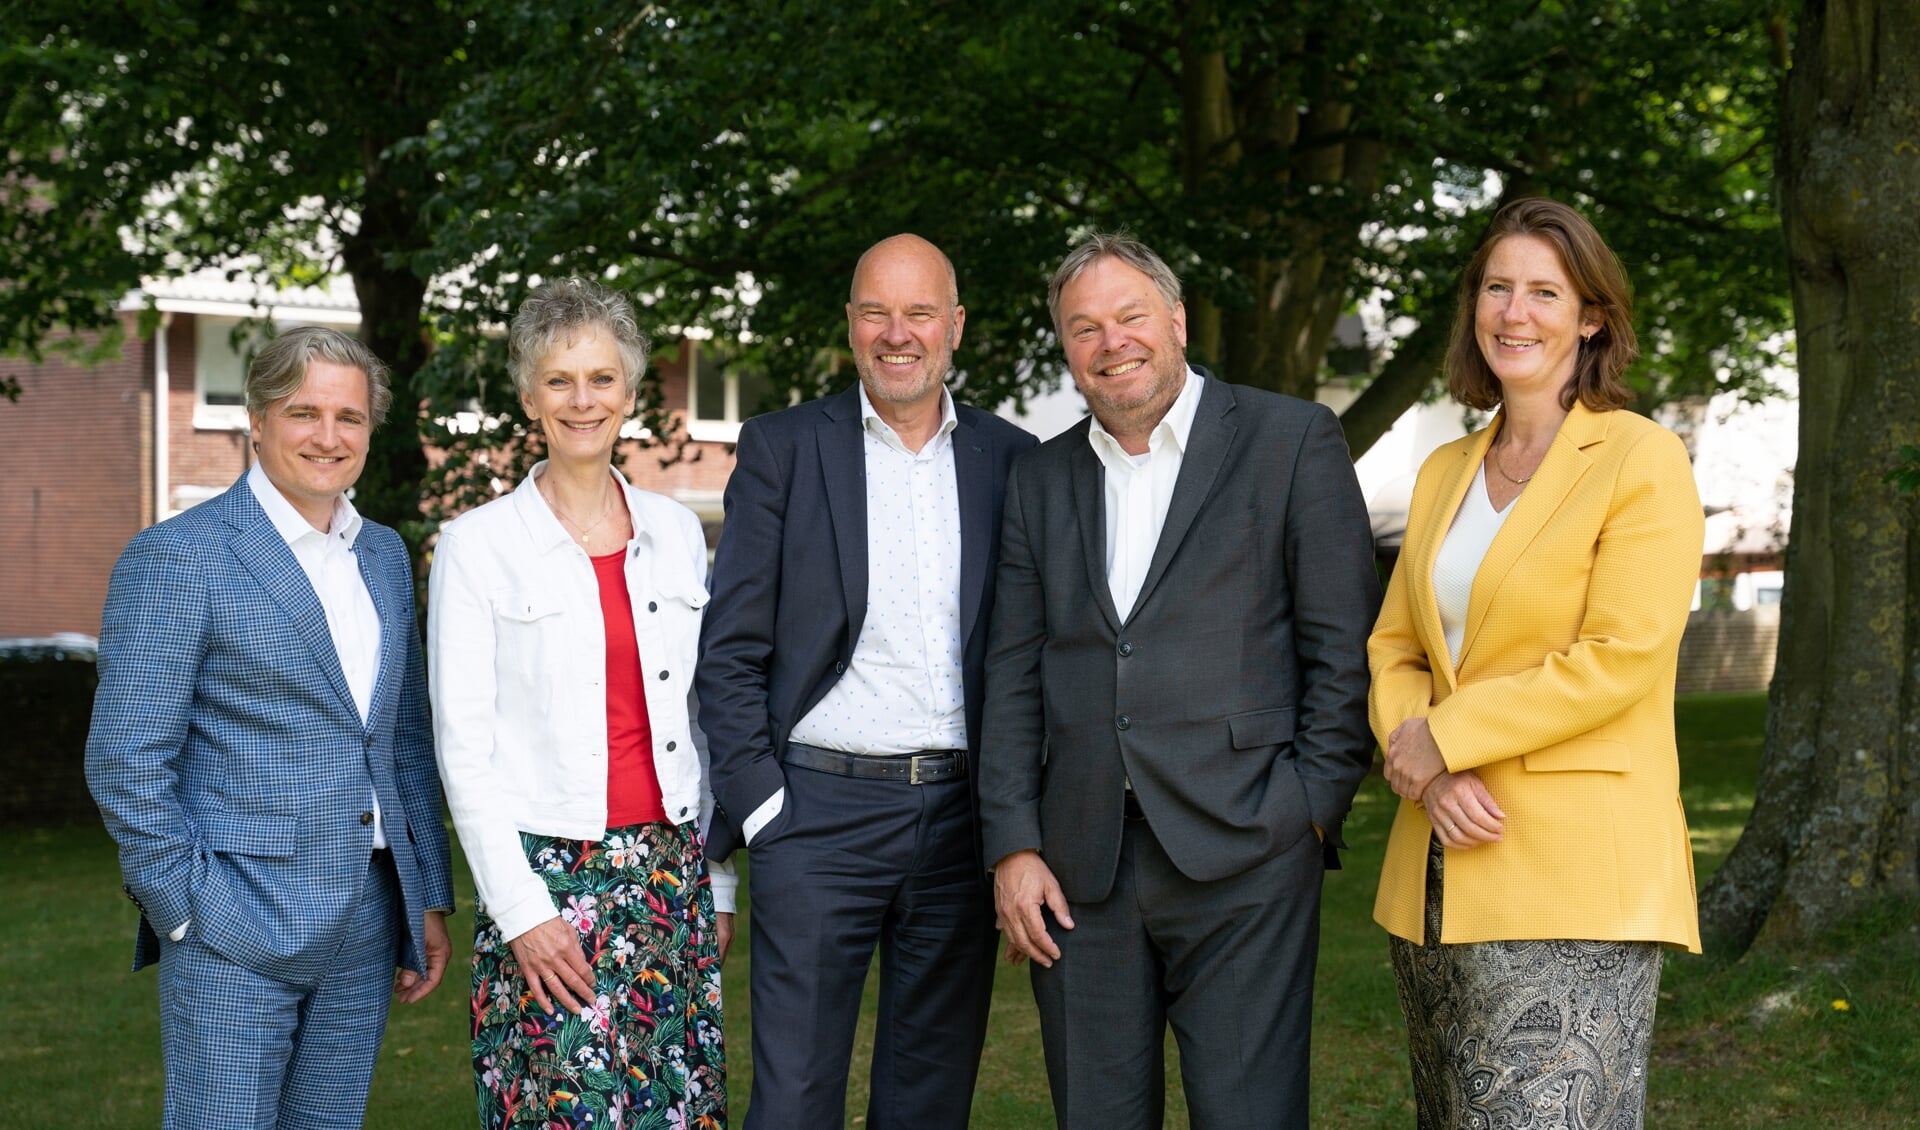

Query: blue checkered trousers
left=85, top=474, right=455, bottom=1129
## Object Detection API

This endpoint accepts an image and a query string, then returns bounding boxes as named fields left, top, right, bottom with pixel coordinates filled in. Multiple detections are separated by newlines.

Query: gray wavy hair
left=1046, top=232, right=1184, bottom=337
left=245, top=326, right=393, bottom=426
left=507, top=277, right=651, bottom=400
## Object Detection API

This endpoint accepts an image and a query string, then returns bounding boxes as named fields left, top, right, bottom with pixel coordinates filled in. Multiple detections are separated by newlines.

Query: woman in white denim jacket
left=428, top=278, right=733, bottom=1129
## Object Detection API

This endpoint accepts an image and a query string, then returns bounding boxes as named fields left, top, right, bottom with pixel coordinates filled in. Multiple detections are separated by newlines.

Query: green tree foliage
left=416, top=0, right=1791, bottom=465
left=0, top=1, right=486, bottom=533
left=4, top=0, right=1791, bottom=530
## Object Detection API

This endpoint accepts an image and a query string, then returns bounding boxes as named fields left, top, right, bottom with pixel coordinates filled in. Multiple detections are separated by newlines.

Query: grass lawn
left=4, top=691, right=1914, bottom=1127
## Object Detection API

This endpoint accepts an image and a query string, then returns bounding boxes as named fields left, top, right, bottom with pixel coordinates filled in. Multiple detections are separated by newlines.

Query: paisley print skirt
left=471, top=821, right=727, bottom=1130
left=1389, top=835, right=1662, bottom=1130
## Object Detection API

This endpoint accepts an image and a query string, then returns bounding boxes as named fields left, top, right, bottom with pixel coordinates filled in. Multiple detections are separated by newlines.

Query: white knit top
left=1431, top=461, right=1515, bottom=665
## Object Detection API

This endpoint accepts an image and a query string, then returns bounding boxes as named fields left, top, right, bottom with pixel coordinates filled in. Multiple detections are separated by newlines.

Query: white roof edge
left=142, top=296, right=363, bottom=325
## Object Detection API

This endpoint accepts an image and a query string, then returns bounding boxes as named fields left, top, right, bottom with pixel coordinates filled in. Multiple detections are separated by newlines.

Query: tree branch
left=1336, top=312, right=1448, bottom=459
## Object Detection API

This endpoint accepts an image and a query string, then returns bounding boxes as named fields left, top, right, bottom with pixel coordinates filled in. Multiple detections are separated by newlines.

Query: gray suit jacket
left=977, top=372, right=1379, bottom=903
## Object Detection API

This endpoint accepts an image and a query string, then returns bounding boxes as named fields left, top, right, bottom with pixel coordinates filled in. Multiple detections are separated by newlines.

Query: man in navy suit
left=697, top=234, right=1037, bottom=1129
left=86, top=326, right=455, bottom=1129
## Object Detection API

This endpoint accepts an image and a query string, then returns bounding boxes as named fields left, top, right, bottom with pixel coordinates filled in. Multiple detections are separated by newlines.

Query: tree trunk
left=1334, top=314, right=1449, bottom=458
left=1699, top=0, right=1920, bottom=955
left=339, top=134, right=432, bottom=547
left=1173, top=4, right=1378, bottom=404
left=1175, top=0, right=1237, bottom=373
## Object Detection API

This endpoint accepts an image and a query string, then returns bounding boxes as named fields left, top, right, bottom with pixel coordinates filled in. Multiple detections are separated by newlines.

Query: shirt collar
left=858, top=383, right=958, bottom=456
left=514, top=460, right=639, bottom=553
left=247, top=460, right=360, bottom=548
left=1087, top=365, right=1204, bottom=465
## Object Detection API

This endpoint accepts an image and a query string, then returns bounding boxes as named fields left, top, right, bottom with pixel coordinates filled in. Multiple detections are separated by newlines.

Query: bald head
left=850, top=234, right=959, bottom=308
left=846, top=233, right=966, bottom=419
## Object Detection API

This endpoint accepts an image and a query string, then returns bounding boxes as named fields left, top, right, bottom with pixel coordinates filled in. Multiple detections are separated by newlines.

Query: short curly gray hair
left=1047, top=232, right=1184, bottom=338
left=507, top=277, right=651, bottom=400
left=245, top=326, right=393, bottom=426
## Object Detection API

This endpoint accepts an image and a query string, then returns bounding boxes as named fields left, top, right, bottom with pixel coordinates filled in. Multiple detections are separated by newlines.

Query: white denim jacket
left=428, top=463, right=736, bottom=941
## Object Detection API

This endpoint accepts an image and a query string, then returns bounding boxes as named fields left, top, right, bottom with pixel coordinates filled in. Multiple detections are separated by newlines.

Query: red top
left=591, top=548, right=665, bottom=826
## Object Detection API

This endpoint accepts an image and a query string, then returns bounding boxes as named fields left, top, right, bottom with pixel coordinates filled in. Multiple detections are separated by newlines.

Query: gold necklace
left=547, top=488, right=621, bottom=546
left=1491, top=442, right=1539, bottom=486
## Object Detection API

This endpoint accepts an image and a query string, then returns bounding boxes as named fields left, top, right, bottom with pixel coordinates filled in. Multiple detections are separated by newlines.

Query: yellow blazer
left=1370, top=402, right=1705, bottom=952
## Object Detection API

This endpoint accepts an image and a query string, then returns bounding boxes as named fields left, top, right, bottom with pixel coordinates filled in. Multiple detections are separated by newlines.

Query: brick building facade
left=0, top=329, right=153, bottom=638
left=0, top=283, right=746, bottom=638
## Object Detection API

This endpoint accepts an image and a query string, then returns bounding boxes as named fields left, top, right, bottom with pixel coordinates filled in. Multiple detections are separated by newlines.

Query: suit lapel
left=953, top=412, right=993, bottom=648
left=818, top=388, right=870, bottom=642
left=1404, top=422, right=1496, bottom=693
left=354, top=533, right=400, bottom=735
left=1457, top=403, right=1606, bottom=666
left=224, top=484, right=358, bottom=720
left=1069, top=434, right=1123, bottom=633
left=1128, top=375, right=1235, bottom=622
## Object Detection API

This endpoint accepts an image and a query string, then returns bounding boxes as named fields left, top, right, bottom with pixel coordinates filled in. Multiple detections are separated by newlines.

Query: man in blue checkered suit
left=86, top=326, right=455, bottom=1129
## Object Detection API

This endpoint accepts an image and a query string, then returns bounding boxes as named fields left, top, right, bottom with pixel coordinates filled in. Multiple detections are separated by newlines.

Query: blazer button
left=666, top=740, right=677, bottom=752
left=360, top=811, right=374, bottom=826
left=835, top=661, right=847, bottom=674
left=1118, top=641, right=1133, bottom=657
left=648, top=601, right=658, bottom=612
left=1116, top=715, right=1132, bottom=731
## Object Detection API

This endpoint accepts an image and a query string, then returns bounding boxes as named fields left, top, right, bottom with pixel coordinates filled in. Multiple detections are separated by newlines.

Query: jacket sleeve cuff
left=487, top=886, right=562, bottom=944
left=714, top=755, right=788, bottom=839
left=980, top=807, right=1044, bottom=871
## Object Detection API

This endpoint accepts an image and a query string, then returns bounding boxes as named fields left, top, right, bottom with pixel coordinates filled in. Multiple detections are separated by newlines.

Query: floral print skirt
left=1389, top=835, right=1663, bottom=1130
left=471, top=821, right=726, bottom=1129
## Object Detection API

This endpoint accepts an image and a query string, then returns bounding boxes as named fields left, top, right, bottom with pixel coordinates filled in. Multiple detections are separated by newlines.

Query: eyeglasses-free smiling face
left=249, top=358, right=373, bottom=532
left=1058, top=255, right=1189, bottom=444
left=520, top=324, right=636, bottom=469
left=1474, top=234, right=1603, bottom=400
left=846, top=237, right=964, bottom=413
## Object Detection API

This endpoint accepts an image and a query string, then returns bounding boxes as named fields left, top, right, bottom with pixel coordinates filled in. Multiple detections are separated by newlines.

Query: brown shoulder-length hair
left=1445, top=197, right=1638, bottom=412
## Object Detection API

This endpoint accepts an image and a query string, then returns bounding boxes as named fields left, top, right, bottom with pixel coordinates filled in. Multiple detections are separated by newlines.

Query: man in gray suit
left=979, top=234, right=1379, bottom=1129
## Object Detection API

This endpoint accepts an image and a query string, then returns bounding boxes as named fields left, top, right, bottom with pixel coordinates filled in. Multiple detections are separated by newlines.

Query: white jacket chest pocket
left=638, top=586, right=707, bottom=675
left=492, top=590, right=571, bottom=693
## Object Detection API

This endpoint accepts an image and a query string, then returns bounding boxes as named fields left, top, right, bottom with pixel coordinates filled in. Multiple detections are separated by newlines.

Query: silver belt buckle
left=909, top=754, right=931, bottom=785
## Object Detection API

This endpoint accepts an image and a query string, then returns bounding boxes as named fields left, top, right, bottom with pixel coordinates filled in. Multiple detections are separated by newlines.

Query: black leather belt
left=783, top=741, right=967, bottom=784
left=1123, top=790, right=1147, bottom=821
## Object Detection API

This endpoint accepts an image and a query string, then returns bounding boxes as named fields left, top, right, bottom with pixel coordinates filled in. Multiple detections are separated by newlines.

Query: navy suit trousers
left=742, top=763, right=997, bottom=1130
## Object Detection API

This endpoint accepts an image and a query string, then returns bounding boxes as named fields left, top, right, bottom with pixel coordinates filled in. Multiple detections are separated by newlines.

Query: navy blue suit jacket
left=85, top=475, right=455, bottom=982
left=696, top=385, right=1037, bottom=861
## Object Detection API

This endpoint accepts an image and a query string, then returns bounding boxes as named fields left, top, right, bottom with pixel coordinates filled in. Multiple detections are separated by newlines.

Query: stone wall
left=1676, top=605, right=1780, bottom=695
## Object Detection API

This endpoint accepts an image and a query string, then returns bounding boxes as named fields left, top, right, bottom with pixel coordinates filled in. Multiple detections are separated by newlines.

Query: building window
left=194, top=316, right=270, bottom=430
left=685, top=340, right=792, bottom=442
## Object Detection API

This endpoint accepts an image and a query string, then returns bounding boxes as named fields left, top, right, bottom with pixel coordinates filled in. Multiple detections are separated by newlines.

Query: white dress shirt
left=1088, top=366, right=1205, bottom=618
left=170, top=465, right=389, bottom=943
left=744, top=386, right=967, bottom=843
left=1431, top=461, right=1515, bottom=665
left=248, top=460, right=385, bottom=843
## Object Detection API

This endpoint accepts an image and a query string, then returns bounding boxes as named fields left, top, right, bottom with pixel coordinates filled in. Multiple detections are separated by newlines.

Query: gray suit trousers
left=1031, top=812, right=1324, bottom=1130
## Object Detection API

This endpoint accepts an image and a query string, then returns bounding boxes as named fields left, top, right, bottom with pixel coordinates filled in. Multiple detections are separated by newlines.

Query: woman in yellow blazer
left=1370, top=197, right=1704, bottom=1130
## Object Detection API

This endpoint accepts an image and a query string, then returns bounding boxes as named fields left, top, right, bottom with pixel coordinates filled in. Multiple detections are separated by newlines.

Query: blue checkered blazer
left=85, top=475, right=455, bottom=984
